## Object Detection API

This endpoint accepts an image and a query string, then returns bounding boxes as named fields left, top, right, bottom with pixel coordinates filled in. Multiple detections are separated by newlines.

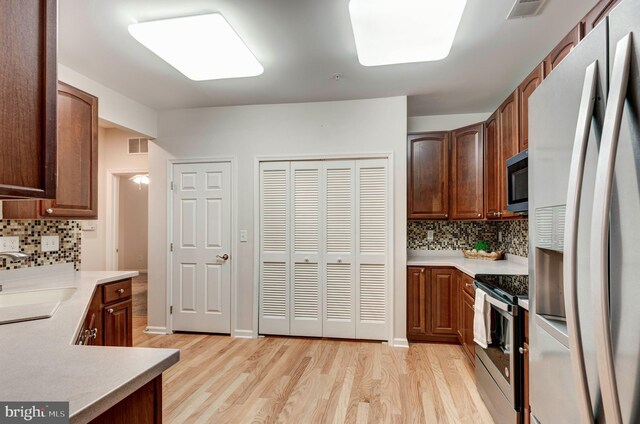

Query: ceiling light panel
left=348, top=0, right=467, bottom=66
left=128, top=13, right=264, bottom=81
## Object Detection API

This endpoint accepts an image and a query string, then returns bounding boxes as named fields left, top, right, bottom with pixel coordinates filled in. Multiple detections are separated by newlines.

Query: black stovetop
left=474, top=274, right=529, bottom=303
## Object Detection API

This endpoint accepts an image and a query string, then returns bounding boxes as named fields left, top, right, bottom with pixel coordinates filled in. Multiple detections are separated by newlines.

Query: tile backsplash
left=0, top=220, right=81, bottom=270
left=408, top=219, right=529, bottom=257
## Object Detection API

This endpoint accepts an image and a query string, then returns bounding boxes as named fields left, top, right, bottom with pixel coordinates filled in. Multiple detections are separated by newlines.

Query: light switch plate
left=427, top=230, right=434, bottom=241
left=41, top=235, right=60, bottom=252
left=0, top=236, right=20, bottom=253
left=240, top=230, right=248, bottom=243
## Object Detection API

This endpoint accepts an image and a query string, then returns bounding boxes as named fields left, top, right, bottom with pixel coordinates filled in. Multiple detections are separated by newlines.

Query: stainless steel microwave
left=506, top=149, right=528, bottom=213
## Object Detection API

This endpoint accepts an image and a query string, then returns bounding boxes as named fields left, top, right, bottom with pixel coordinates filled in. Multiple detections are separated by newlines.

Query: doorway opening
left=116, top=172, right=149, bottom=317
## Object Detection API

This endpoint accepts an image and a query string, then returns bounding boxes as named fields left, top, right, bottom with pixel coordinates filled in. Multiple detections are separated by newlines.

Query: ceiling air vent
left=128, top=137, right=149, bottom=154
left=507, top=0, right=546, bottom=19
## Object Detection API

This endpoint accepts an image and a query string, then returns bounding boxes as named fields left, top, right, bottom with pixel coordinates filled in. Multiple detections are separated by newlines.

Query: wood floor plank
left=133, top=317, right=494, bottom=424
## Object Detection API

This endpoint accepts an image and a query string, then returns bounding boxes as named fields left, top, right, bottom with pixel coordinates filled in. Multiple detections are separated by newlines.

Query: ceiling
left=59, top=0, right=598, bottom=116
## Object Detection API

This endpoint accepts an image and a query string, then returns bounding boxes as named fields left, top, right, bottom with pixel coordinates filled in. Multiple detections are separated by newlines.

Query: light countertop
left=407, top=249, right=529, bottom=278
left=0, top=264, right=179, bottom=423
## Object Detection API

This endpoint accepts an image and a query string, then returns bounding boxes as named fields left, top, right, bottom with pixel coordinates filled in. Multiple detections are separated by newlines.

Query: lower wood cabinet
left=89, top=375, right=163, bottom=424
left=460, top=273, right=476, bottom=366
left=407, top=267, right=459, bottom=344
left=77, top=278, right=133, bottom=347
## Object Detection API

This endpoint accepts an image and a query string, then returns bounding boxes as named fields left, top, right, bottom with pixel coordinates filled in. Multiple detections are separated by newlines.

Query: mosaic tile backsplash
left=408, top=219, right=529, bottom=257
left=0, top=220, right=81, bottom=270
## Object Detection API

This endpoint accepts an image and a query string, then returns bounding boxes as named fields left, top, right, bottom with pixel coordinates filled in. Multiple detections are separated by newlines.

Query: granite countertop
left=0, top=264, right=179, bottom=423
left=407, top=249, right=529, bottom=278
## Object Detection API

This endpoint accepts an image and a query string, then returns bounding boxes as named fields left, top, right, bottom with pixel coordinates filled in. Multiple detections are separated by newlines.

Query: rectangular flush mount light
left=128, top=13, right=263, bottom=81
left=348, top=0, right=467, bottom=66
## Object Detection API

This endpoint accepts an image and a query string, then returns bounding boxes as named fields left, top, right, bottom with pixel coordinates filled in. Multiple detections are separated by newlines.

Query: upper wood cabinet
left=0, top=0, right=57, bottom=200
left=484, top=111, right=501, bottom=220
left=498, top=92, right=521, bottom=219
left=3, top=82, right=99, bottom=219
left=407, top=132, right=449, bottom=220
left=450, top=123, right=484, bottom=220
left=544, top=24, right=582, bottom=77
left=518, top=63, right=545, bottom=152
left=582, top=0, right=621, bottom=35
left=44, top=82, right=99, bottom=218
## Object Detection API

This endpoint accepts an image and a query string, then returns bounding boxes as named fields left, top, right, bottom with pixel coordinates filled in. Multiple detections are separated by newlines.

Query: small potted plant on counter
left=462, top=240, right=505, bottom=261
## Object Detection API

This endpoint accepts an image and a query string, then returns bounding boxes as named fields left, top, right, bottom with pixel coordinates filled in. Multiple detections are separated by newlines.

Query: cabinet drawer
left=461, top=273, right=476, bottom=297
left=103, top=279, right=132, bottom=304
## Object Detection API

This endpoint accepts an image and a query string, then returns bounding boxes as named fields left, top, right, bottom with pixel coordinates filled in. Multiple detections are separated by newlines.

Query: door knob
left=216, top=254, right=230, bottom=261
left=519, top=346, right=528, bottom=354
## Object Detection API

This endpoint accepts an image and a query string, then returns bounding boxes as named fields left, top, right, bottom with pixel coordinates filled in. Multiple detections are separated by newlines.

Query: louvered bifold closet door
left=259, top=162, right=291, bottom=335
left=356, top=159, right=389, bottom=340
left=290, top=162, right=323, bottom=336
left=322, top=161, right=357, bottom=339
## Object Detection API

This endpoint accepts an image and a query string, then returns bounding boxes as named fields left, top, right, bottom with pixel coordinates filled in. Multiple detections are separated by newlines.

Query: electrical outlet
left=240, top=230, right=248, bottom=243
left=0, top=237, right=19, bottom=253
left=427, top=230, right=434, bottom=241
left=41, top=235, right=60, bottom=252
left=498, top=231, right=503, bottom=242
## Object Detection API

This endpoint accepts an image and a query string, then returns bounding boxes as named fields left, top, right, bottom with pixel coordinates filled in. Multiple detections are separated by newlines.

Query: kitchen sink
left=0, top=287, right=76, bottom=308
left=0, top=287, right=76, bottom=324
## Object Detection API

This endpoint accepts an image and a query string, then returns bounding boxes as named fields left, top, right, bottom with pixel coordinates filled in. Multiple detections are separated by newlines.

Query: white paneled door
left=259, top=158, right=389, bottom=340
left=171, top=162, right=231, bottom=333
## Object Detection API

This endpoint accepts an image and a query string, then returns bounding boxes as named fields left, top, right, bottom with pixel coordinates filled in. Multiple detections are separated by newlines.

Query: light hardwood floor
left=134, top=318, right=494, bottom=424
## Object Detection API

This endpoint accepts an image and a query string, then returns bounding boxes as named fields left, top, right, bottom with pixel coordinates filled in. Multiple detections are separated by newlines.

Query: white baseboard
left=390, top=338, right=409, bottom=348
left=233, top=329, right=257, bottom=339
left=145, top=326, right=170, bottom=335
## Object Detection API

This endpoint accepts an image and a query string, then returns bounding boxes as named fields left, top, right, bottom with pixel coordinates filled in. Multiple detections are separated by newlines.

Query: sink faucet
left=0, top=252, right=29, bottom=261
left=0, top=252, right=29, bottom=292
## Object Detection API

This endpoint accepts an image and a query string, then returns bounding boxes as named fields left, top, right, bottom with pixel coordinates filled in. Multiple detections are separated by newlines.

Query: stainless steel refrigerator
left=528, top=0, right=640, bottom=422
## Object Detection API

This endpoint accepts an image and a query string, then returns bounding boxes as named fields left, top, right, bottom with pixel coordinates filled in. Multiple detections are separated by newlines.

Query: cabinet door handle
left=46, top=208, right=53, bottom=214
left=421, top=268, right=425, bottom=274
left=477, top=213, right=482, bottom=217
left=444, top=214, right=448, bottom=218
left=465, top=283, right=473, bottom=288
left=519, top=346, right=528, bottom=354
left=116, top=288, right=125, bottom=294
left=108, top=308, right=114, bottom=314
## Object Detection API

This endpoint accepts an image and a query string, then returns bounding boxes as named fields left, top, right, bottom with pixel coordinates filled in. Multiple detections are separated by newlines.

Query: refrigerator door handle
left=563, top=60, right=598, bottom=424
left=590, top=33, right=633, bottom=424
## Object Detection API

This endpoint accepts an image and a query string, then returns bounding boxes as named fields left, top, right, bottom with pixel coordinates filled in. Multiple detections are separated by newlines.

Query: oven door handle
left=474, top=282, right=512, bottom=313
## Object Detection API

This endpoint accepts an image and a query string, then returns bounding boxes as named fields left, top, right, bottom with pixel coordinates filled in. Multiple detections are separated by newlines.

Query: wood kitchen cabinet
left=582, top=0, right=621, bottom=36
left=407, top=133, right=449, bottom=220
left=459, top=272, right=476, bottom=366
left=90, top=375, right=163, bottom=424
left=518, top=63, right=545, bottom=152
left=484, top=111, right=501, bottom=220
left=407, top=267, right=428, bottom=339
left=3, top=82, right=99, bottom=219
left=430, top=268, right=458, bottom=336
left=407, top=267, right=458, bottom=343
left=450, top=123, right=485, bottom=220
left=498, top=92, right=521, bottom=219
left=544, top=24, right=582, bottom=77
left=0, top=0, right=58, bottom=200
left=76, top=278, right=133, bottom=347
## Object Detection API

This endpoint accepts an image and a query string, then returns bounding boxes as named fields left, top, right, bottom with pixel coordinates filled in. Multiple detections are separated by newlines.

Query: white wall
left=81, top=128, right=149, bottom=270
left=408, top=112, right=491, bottom=132
left=148, top=96, right=408, bottom=344
left=58, top=64, right=158, bottom=138
left=118, top=176, right=148, bottom=271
